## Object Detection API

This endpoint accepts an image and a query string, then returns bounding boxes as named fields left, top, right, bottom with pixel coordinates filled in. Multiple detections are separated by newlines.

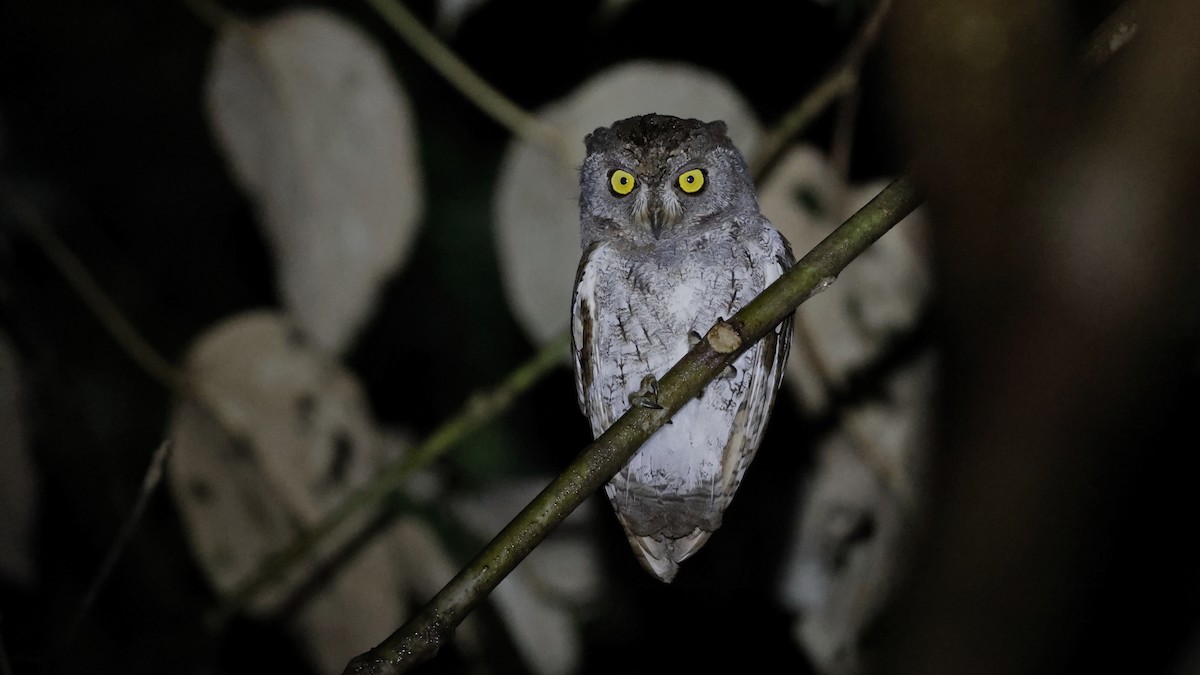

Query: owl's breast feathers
left=571, top=216, right=793, bottom=581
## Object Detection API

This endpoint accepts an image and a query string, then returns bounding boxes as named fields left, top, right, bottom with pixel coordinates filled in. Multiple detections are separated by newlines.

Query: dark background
left=3, top=1, right=1197, bottom=674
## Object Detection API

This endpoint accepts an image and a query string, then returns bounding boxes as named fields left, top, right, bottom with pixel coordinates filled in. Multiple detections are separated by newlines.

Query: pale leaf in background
left=494, top=61, right=761, bottom=345
left=177, top=311, right=380, bottom=524
left=779, top=354, right=935, bottom=675
left=205, top=9, right=424, bottom=354
left=452, top=478, right=601, bottom=675
left=0, top=330, right=38, bottom=586
left=761, top=146, right=934, bottom=673
left=169, top=401, right=301, bottom=613
left=759, top=146, right=931, bottom=413
left=165, top=311, right=434, bottom=670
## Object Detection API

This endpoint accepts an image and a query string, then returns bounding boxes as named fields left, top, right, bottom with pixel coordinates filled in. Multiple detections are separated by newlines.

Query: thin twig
left=344, top=177, right=923, bottom=675
left=4, top=190, right=185, bottom=395
left=362, top=0, right=572, bottom=164
left=213, top=331, right=571, bottom=622
left=54, top=441, right=173, bottom=664
left=752, top=0, right=895, bottom=180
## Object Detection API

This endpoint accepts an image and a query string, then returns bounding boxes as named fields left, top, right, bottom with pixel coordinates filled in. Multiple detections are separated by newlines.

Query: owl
left=571, top=113, right=793, bottom=582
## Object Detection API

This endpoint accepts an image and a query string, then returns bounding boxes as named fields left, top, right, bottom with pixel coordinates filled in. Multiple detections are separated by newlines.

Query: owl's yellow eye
left=610, top=169, right=636, bottom=196
left=678, top=168, right=705, bottom=193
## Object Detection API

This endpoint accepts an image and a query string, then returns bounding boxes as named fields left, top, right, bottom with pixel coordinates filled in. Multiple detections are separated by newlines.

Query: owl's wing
left=719, top=221, right=795, bottom=500
left=760, top=222, right=795, bottom=401
left=615, top=222, right=795, bottom=583
left=571, top=241, right=617, bottom=438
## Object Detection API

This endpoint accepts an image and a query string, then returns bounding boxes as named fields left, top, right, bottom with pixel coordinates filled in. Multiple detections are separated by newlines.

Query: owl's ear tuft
left=585, top=127, right=615, bottom=154
left=704, top=120, right=729, bottom=138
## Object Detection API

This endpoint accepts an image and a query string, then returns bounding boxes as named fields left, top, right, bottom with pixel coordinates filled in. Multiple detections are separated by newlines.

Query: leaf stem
left=752, top=0, right=895, bottom=180
left=53, top=441, right=173, bottom=666
left=363, top=0, right=572, bottom=163
left=4, top=190, right=186, bottom=396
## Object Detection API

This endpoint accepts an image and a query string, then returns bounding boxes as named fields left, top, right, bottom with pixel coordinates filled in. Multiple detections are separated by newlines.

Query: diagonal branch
left=344, top=176, right=923, bottom=675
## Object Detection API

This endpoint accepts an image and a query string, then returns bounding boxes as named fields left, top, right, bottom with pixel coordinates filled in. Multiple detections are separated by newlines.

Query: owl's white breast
left=588, top=225, right=766, bottom=493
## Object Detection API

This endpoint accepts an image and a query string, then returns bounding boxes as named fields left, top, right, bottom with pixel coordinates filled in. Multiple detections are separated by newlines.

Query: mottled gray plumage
left=571, top=114, right=793, bottom=582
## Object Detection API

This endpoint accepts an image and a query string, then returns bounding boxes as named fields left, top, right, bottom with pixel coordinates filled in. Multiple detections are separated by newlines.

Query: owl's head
left=579, top=114, right=757, bottom=247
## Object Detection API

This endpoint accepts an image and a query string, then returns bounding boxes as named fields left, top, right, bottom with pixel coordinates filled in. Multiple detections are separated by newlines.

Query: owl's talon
left=688, top=330, right=703, bottom=348
left=629, top=374, right=662, bottom=410
left=721, top=364, right=738, bottom=379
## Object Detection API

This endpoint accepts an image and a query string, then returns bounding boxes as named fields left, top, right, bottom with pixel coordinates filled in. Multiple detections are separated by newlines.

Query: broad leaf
left=206, top=9, right=424, bottom=354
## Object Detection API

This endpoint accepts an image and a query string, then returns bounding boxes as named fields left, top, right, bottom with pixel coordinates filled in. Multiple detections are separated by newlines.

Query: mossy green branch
left=344, top=176, right=923, bottom=675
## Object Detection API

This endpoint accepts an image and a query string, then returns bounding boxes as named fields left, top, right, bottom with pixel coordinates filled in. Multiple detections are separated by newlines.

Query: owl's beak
left=648, top=207, right=666, bottom=239
left=645, top=193, right=678, bottom=239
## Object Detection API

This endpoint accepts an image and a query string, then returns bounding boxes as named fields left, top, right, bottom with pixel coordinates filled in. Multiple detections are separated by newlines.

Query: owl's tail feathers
left=625, top=528, right=713, bottom=583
